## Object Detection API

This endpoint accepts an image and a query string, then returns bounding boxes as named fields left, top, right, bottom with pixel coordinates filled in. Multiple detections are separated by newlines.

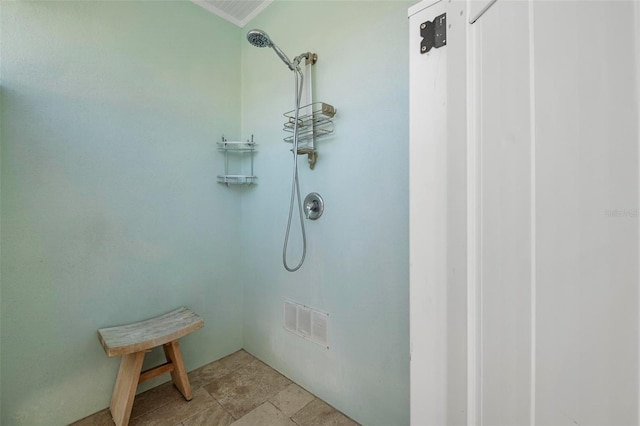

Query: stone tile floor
left=73, top=350, right=359, bottom=426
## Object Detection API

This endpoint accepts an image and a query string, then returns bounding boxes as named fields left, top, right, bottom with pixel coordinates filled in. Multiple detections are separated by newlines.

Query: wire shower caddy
left=283, top=102, right=336, bottom=169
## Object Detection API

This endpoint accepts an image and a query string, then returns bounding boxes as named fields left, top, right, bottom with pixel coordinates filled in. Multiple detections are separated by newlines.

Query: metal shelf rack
left=217, top=135, right=257, bottom=186
left=283, top=102, right=336, bottom=169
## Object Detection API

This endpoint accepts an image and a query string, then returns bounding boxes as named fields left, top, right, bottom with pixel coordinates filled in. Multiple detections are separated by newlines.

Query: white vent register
left=283, top=300, right=329, bottom=349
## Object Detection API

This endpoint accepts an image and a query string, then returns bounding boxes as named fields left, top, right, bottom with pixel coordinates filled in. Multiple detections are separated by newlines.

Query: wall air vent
left=283, top=300, right=329, bottom=349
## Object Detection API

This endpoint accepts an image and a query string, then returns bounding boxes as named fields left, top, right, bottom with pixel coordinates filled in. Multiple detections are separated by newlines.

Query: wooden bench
left=97, top=307, right=204, bottom=426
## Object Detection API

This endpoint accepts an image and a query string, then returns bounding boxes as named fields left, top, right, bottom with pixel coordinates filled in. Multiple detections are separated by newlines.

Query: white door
left=468, top=2, right=639, bottom=424
left=467, top=2, right=534, bottom=424
left=410, top=0, right=640, bottom=424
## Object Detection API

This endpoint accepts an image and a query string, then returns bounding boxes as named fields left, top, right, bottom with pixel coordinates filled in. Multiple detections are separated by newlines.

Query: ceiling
left=192, top=0, right=272, bottom=27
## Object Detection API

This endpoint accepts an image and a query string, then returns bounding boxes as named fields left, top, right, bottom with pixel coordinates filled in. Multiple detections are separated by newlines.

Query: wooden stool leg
left=163, top=340, right=192, bottom=400
left=110, top=351, right=145, bottom=426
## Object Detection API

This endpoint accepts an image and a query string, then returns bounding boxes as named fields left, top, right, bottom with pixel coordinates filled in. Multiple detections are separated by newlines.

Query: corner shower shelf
left=217, top=175, right=258, bottom=185
left=217, top=136, right=257, bottom=186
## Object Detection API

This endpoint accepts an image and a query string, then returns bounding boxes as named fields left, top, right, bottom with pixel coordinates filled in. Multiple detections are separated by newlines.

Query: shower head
left=247, top=29, right=272, bottom=48
left=247, top=29, right=295, bottom=71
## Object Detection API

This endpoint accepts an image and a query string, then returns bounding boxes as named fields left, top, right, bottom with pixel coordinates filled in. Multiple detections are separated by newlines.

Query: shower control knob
left=304, top=192, right=324, bottom=220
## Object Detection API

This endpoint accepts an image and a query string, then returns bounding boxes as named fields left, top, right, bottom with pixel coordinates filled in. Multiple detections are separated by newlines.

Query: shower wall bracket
left=305, top=52, right=318, bottom=66
left=298, top=147, right=318, bottom=170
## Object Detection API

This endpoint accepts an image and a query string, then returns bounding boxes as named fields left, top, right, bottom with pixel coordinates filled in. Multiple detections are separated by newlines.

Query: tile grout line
left=289, top=396, right=317, bottom=422
left=200, top=381, right=239, bottom=421
left=168, top=351, right=259, bottom=424
left=266, top=400, right=291, bottom=423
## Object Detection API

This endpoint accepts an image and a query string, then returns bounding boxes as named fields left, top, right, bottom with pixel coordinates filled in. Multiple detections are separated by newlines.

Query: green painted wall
left=0, top=2, right=243, bottom=424
left=240, top=2, right=411, bottom=425
left=1, top=1, right=411, bottom=424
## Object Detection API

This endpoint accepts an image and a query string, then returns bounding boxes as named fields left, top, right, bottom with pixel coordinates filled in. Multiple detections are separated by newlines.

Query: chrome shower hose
left=282, top=66, right=307, bottom=272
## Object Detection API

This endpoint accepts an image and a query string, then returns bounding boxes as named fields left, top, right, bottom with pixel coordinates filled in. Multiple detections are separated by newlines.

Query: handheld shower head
left=247, top=29, right=272, bottom=48
left=246, top=29, right=295, bottom=71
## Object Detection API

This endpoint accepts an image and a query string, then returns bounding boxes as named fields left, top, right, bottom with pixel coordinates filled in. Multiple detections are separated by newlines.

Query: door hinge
left=420, top=13, right=446, bottom=54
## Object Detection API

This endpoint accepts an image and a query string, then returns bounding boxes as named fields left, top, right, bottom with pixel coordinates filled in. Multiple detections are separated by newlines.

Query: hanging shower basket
left=283, top=102, right=336, bottom=144
left=283, top=102, right=336, bottom=170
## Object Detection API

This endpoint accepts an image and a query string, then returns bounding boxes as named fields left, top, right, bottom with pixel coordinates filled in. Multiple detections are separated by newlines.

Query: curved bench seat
left=98, top=307, right=203, bottom=357
left=97, top=307, right=204, bottom=426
